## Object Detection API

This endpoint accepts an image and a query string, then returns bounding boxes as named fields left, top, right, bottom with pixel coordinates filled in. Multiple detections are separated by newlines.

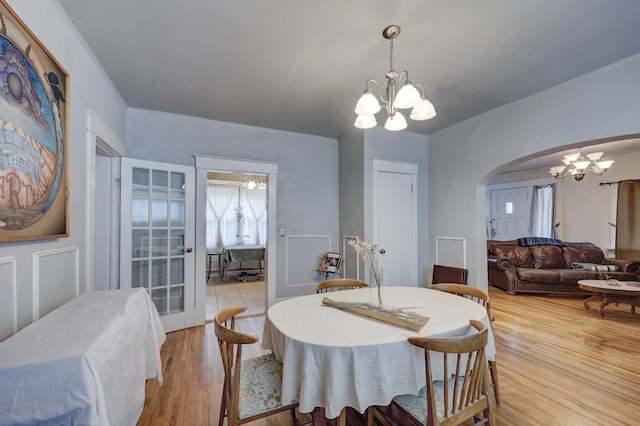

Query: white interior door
left=372, top=160, right=418, bottom=286
left=120, top=158, right=195, bottom=332
left=489, top=186, right=530, bottom=240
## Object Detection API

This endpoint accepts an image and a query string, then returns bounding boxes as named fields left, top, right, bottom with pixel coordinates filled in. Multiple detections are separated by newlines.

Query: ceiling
left=57, top=0, right=640, bottom=143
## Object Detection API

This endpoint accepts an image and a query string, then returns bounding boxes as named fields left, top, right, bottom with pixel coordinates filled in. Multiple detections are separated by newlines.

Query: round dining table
left=262, top=286, right=496, bottom=419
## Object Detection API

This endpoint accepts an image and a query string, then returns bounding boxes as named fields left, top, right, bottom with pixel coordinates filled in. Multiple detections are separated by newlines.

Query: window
left=205, top=182, right=267, bottom=251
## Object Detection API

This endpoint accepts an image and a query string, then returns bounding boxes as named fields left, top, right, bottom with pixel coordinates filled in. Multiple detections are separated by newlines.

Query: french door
left=120, top=158, right=195, bottom=332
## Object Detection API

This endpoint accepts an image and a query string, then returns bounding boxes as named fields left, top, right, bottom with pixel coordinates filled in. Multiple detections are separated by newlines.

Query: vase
left=370, top=267, right=383, bottom=306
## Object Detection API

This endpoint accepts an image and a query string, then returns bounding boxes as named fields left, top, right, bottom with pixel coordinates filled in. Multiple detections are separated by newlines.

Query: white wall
left=0, top=1, right=127, bottom=335
left=429, top=53, right=640, bottom=291
left=125, top=108, right=338, bottom=298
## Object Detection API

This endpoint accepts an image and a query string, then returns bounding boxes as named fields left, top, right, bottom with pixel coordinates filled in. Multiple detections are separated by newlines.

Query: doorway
left=204, top=172, right=268, bottom=321
left=194, top=155, right=278, bottom=327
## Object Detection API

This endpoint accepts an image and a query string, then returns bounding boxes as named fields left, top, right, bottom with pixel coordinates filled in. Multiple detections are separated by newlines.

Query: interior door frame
left=86, top=110, right=125, bottom=292
left=194, top=156, right=278, bottom=325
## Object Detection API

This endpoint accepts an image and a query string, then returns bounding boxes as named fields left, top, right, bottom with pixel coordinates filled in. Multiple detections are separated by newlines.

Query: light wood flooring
left=138, top=286, right=640, bottom=426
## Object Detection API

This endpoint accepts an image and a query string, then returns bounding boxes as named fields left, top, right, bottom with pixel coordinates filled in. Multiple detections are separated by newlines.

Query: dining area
left=214, top=282, right=498, bottom=426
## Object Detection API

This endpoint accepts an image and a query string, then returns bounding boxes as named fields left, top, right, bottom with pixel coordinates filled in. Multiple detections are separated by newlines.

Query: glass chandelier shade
left=354, top=114, right=377, bottom=129
left=354, top=90, right=382, bottom=115
left=549, top=151, right=614, bottom=181
left=354, top=25, right=436, bottom=131
left=384, top=111, right=407, bottom=131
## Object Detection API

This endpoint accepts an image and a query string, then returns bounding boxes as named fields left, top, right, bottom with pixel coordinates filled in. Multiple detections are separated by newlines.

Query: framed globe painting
left=0, top=1, right=69, bottom=242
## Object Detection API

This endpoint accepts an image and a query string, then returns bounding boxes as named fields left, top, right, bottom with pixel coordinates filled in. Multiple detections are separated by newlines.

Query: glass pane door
left=121, top=159, right=194, bottom=332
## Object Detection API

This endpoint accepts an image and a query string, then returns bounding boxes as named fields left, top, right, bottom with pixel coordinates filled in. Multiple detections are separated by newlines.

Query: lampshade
left=586, top=152, right=604, bottom=161
left=573, top=160, right=590, bottom=170
left=384, top=112, right=407, bottom=131
left=354, top=114, right=377, bottom=129
left=354, top=90, right=381, bottom=115
left=410, top=98, right=437, bottom=120
left=596, top=160, right=614, bottom=170
left=394, top=82, right=421, bottom=109
left=563, top=152, right=580, bottom=162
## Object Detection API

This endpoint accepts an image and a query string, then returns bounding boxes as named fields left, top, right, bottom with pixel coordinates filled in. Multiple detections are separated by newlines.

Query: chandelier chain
left=389, top=38, right=394, bottom=70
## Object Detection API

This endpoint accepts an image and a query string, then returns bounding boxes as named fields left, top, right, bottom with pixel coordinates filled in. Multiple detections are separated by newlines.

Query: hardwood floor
left=138, top=286, right=640, bottom=425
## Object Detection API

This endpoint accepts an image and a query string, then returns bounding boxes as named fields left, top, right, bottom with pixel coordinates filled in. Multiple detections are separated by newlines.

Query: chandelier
left=244, top=176, right=267, bottom=190
left=549, top=151, right=614, bottom=181
left=354, top=25, right=436, bottom=131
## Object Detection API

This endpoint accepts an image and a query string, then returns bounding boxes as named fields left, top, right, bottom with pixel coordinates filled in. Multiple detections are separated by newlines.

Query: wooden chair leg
left=218, top=388, right=227, bottom=426
left=489, top=360, right=501, bottom=406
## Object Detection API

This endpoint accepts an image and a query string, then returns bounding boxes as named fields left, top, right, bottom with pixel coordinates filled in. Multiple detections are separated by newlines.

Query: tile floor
left=205, top=273, right=266, bottom=322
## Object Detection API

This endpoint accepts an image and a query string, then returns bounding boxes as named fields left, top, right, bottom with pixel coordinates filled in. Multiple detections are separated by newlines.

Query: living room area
left=486, top=137, right=640, bottom=295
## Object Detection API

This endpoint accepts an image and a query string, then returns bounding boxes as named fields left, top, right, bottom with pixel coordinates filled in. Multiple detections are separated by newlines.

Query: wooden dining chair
left=430, top=283, right=500, bottom=406
left=315, top=278, right=368, bottom=293
left=371, top=319, right=494, bottom=426
left=432, top=265, right=468, bottom=285
left=214, top=306, right=299, bottom=426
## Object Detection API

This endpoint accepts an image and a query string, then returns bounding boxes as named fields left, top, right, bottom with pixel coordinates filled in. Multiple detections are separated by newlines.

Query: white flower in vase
left=348, top=239, right=386, bottom=305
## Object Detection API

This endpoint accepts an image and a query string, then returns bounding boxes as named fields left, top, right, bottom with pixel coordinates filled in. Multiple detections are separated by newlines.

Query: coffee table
left=578, top=279, right=640, bottom=319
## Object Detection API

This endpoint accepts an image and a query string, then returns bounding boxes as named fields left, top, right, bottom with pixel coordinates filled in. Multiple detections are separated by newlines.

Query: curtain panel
left=616, top=180, right=640, bottom=260
left=530, top=184, right=556, bottom=239
left=205, top=183, right=267, bottom=251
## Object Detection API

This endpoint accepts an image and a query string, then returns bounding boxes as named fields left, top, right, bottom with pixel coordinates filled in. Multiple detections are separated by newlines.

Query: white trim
left=372, top=158, right=419, bottom=174
left=284, top=235, right=331, bottom=288
left=86, top=110, right=123, bottom=293
left=32, top=246, right=80, bottom=322
left=435, top=236, right=467, bottom=269
left=0, top=256, right=17, bottom=337
left=87, top=110, right=126, bottom=157
left=194, top=155, right=279, bottom=311
left=195, top=155, right=278, bottom=174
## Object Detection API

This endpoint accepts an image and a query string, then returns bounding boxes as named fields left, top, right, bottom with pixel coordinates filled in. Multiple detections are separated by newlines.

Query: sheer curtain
left=242, top=188, right=267, bottom=245
left=205, top=182, right=267, bottom=251
left=205, top=184, right=238, bottom=251
left=530, top=184, right=556, bottom=238
left=616, top=180, right=640, bottom=259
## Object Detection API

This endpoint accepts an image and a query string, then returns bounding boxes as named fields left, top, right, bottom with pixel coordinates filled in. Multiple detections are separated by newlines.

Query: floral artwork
left=0, top=1, right=68, bottom=242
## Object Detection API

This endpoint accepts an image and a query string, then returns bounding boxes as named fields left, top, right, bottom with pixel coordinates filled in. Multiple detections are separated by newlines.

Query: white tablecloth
left=263, top=286, right=495, bottom=418
left=0, top=288, right=166, bottom=426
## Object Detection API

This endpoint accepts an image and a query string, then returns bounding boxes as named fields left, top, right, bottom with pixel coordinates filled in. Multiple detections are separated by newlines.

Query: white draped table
left=262, top=286, right=495, bottom=419
left=0, top=288, right=166, bottom=426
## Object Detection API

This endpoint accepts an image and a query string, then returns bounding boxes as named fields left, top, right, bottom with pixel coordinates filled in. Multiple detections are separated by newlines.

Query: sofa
left=487, top=239, right=640, bottom=295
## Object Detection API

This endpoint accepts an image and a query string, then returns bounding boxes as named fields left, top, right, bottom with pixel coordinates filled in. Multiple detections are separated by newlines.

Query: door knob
left=185, top=247, right=193, bottom=253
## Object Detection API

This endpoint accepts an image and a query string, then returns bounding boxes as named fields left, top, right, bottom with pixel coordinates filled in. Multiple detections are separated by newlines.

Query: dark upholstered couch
left=487, top=240, right=640, bottom=295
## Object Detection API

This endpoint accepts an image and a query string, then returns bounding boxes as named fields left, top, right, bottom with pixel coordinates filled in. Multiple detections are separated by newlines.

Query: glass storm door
left=120, top=158, right=195, bottom=332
